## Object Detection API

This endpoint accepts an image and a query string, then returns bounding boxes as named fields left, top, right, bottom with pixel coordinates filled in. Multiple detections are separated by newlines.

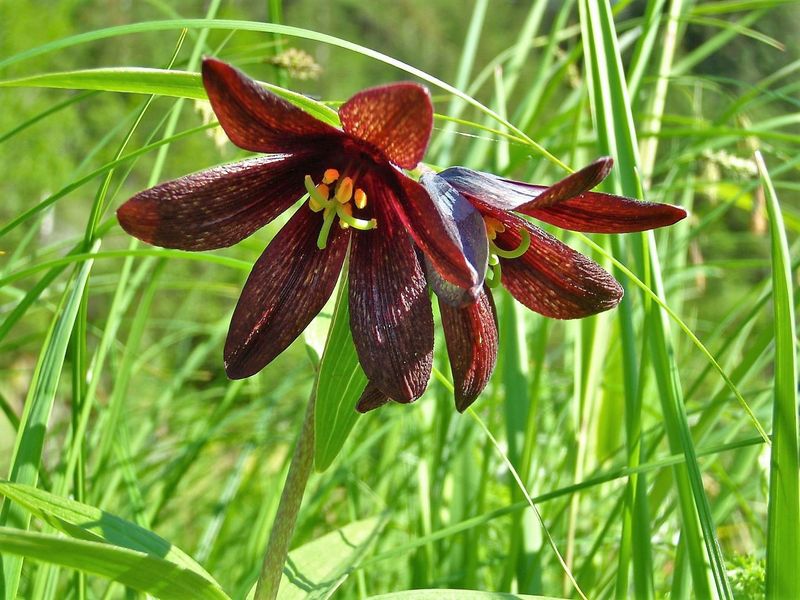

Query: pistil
left=490, top=229, right=530, bottom=259
left=482, top=216, right=532, bottom=287
left=305, top=171, right=377, bottom=250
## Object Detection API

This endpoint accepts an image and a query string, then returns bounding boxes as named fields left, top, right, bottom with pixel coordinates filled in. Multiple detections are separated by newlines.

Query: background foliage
left=1, top=0, right=798, bottom=598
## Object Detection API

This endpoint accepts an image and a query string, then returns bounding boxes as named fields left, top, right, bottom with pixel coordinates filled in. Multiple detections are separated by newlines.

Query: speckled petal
left=494, top=212, right=624, bottom=319
left=348, top=198, right=433, bottom=403
left=117, top=154, right=320, bottom=250
left=339, top=83, right=433, bottom=169
left=224, top=205, right=349, bottom=379
left=439, top=287, right=498, bottom=411
left=356, top=383, right=391, bottom=413
left=202, top=58, right=341, bottom=153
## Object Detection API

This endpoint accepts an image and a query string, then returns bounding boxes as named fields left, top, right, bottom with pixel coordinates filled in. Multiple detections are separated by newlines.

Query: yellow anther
left=335, top=176, right=354, bottom=204
left=308, top=183, right=328, bottom=212
left=338, top=203, right=352, bottom=229
left=309, top=197, right=324, bottom=212
left=322, top=168, right=339, bottom=184
left=354, top=188, right=367, bottom=209
left=484, top=216, right=506, bottom=240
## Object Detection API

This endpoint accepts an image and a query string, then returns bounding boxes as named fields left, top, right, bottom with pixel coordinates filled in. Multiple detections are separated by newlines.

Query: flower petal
left=439, top=162, right=687, bottom=234
left=348, top=200, right=433, bottom=403
left=439, top=287, right=498, bottom=412
left=521, top=192, right=688, bottom=233
left=438, top=163, right=610, bottom=211
left=202, top=58, right=341, bottom=153
left=521, top=156, right=614, bottom=208
left=515, top=158, right=687, bottom=232
left=418, top=172, right=489, bottom=306
left=356, top=383, right=391, bottom=413
left=339, top=83, right=433, bottom=169
left=117, top=154, right=320, bottom=250
left=495, top=213, right=623, bottom=319
left=383, top=172, right=483, bottom=299
left=437, top=166, right=530, bottom=211
left=224, top=204, right=349, bottom=379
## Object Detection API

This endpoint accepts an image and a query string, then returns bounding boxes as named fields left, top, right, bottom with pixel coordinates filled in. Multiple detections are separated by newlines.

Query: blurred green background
left=1, top=1, right=798, bottom=598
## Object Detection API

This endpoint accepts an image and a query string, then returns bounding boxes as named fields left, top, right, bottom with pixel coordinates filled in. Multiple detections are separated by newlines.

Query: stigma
left=305, top=169, right=377, bottom=249
left=483, top=215, right=531, bottom=288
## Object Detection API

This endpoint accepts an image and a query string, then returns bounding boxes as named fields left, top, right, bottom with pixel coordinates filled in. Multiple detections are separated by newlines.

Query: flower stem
left=254, top=389, right=316, bottom=600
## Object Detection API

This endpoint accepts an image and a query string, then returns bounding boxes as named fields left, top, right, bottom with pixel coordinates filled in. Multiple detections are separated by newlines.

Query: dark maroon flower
left=117, top=58, right=483, bottom=404
left=410, top=158, right=685, bottom=411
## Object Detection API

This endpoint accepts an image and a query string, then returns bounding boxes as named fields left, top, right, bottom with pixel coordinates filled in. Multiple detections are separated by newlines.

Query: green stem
left=254, top=389, right=316, bottom=600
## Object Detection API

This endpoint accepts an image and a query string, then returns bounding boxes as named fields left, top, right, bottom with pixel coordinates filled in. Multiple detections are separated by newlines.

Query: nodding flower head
left=414, top=158, right=687, bottom=411
left=117, top=58, right=484, bottom=406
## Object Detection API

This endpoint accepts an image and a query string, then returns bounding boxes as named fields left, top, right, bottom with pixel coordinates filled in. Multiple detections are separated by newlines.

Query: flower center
left=304, top=168, right=377, bottom=249
left=483, top=216, right=531, bottom=288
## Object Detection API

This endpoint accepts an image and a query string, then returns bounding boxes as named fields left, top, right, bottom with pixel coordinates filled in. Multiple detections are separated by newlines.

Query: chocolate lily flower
left=117, top=58, right=482, bottom=403
left=361, top=158, right=685, bottom=412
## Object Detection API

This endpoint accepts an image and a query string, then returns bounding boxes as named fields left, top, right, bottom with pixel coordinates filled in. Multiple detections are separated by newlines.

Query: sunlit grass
left=1, top=1, right=797, bottom=599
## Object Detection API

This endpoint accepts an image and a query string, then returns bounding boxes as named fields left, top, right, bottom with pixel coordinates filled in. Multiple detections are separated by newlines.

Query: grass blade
left=0, top=528, right=230, bottom=600
left=0, top=244, right=98, bottom=599
left=758, top=151, right=800, bottom=599
left=0, top=480, right=217, bottom=584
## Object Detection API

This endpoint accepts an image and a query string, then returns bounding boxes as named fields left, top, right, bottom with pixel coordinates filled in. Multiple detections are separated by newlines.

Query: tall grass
left=1, top=1, right=797, bottom=598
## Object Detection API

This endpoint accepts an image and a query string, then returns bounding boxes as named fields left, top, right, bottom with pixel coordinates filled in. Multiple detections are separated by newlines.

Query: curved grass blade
left=0, top=18, right=566, bottom=169
left=0, top=528, right=230, bottom=600
left=0, top=480, right=217, bottom=584
left=0, top=67, right=339, bottom=125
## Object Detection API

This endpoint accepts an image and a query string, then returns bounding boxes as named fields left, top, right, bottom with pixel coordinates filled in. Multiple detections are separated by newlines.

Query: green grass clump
left=1, top=1, right=798, bottom=598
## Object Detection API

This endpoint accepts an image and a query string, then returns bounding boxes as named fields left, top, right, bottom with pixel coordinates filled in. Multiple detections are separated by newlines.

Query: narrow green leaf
left=0, top=480, right=217, bottom=584
left=0, top=528, right=230, bottom=600
left=314, top=278, right=365, bottom=472
left=367, top=591, right=563, bottom=600
left=0, top=67, right=339, bottom=125
left=0, top=245, right=98, bottom=600
left=245, top=517, right=384, bottom=600
left=758, top=151, right=800, bottom=599
left=577, top=1, right=732, bottom=596
left=0, top=18, right=565, bottom=168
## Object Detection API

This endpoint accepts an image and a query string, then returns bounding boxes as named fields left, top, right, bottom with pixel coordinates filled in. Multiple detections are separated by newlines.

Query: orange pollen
left=322, top=168, right=339, bottom=184
left=308, top=183, right=329, bottom=212
left=354, top=188, right=367, bottom=209
left=484, top=216, right=506, bottom=240
left=305, top=169, right=377, bottom=248
left=335, top=177, right=354, bottom=204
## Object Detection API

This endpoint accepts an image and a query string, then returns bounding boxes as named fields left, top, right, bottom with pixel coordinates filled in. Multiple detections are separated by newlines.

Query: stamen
left=335, top=177, right=354, bottom=204
left=354, top=188, right=367, bottom=209
left=338, top=203, right=352, bottom=229
left=316, top=207, right=337, bottom=250
left=322, top=168, right=339, bottom=184
left=305, top=175, right=333, bottom=212
left=490, top=229, right=530, bottom=259
left=484, top=216, right=506, bottom=240
left=308, top=183, right=329, bottom=212
left=307, top=172, right=377, bottom=247
left=336, top=203, right=377, bottom=231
